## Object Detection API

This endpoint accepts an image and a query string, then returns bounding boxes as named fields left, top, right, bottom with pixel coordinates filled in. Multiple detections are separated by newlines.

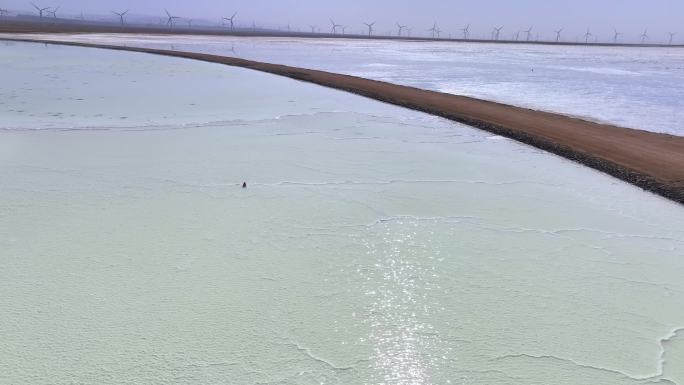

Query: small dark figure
left=242, top=182, right=247, bottom=188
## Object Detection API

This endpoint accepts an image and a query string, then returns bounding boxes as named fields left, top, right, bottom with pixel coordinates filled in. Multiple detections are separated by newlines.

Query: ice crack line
left=657, top=327, right=684, bottom=381
left=285, top=337, right=358, bottom=372
left=267, top=179, right=559, bottom=188
left=495, top=333, right=684, bottom=385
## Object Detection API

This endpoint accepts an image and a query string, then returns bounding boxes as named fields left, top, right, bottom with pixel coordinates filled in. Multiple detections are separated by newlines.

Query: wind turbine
left=396, top=22, right=407, bottom=36
left=363, top=21, right=376, bottom=36
left=461, top=24, right=470, bottom=39
left=554, top=28, right=563, bottom=42
left=493, top=26, right=503, bottom=40
left=584, top=28, right=592, bottom=44
left=640, top=28, right=649, bottom=44
left=223, top=12, right=237, bottom=31
left=30, top=2, right=50, bottom=18
left=329, top=19, right=341, bottom=34
left=429, top=22, right=438, bottom=38
left=514, top=31, right=520, bottom=41
left=112, top=9, right=129, bottom=25
left=46, top=6, right=59, bottom=18
left=341, top=25, right=347, bottom=34
left=0, top=8, right=9, bottom=17
left=668, top=32, right=677, bottom=45
left=524, top=26, right=533, bottom=41
left=613, top=28, right=622, bottom=43
left=164, top=9, right=179, bottom=28
left=309, top=25, right=317, bottom=33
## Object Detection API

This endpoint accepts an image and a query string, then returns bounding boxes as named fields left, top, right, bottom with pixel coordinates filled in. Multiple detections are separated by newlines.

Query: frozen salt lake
left=1, top=42, right=684, bottom=385
left=5, top=33, right=684, bottom=136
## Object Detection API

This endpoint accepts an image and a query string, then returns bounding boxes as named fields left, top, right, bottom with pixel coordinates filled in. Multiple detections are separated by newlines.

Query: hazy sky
left=4, top=0, right=683, bottom=42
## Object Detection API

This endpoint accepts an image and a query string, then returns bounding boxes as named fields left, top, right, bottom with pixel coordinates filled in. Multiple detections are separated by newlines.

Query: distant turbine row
left=29, top=2, right=58, bottom=18
left=14, top=4, right=682, bottom=45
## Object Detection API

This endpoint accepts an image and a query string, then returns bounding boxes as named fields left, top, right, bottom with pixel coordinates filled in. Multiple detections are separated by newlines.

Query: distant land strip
left=1, top=20, right=684, bottom=48
left=4, top=37, right=684, bottom=205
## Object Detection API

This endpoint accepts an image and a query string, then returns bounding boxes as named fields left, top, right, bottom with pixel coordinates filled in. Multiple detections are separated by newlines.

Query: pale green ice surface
left=0, top=41, right=384, bottom=129
left=1, top=43, right=684, bottom=385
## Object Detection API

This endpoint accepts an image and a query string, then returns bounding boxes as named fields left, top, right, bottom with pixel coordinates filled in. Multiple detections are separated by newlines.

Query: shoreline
left=4, top=37, right=684, bottom=205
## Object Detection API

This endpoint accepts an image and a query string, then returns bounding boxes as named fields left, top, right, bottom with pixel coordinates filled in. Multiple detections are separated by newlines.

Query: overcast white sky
left=3, top=0, right=683, bottom=43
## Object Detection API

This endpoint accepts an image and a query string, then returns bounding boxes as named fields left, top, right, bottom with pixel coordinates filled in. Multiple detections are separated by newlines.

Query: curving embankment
left=5, top=37, right=684, bottom=205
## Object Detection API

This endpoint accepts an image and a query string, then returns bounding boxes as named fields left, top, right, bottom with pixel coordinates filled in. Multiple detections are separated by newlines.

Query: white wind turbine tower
left=223, top=12, right=237, bottom=31
left=461, top=24, right=470, bottom=39
left=613, top=28, right=622, bottom=43
left=554, top=28, right=563, bottom=42
left=363, top=21, right=376, bottom=36
left=584, top=28, right=592, bottom=44
left=112, top=9, right=129, bottom=25
left=329, top=19, right=341, bottom=35
left=514, top=30, right=520, bottom=41
left=493, top=26, right=503, bottom=40
left=429, top=22, right=438, bottom=38
left=524, top=26, right=533, bottom=41
left=668, top=32, right=677, bottom=45
left=396, top=22, right=407, bottom=36
left=164, top=9, right=179, bottom=28
left=640, top=28, right=649, bottom=44
left=30, top=2, right=50, bottom=19
left=309, top=25, right=317, bottom=33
